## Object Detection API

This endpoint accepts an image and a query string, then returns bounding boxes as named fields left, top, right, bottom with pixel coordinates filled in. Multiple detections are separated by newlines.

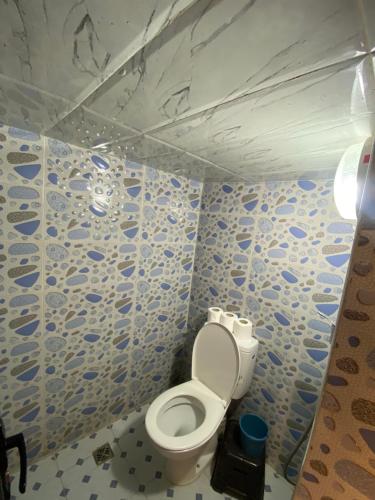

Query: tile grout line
left=183, top=177, right=204, bottom=336
left=127, top=160, right=146, bottom=410
left=37, top=133, right=49, bottom=464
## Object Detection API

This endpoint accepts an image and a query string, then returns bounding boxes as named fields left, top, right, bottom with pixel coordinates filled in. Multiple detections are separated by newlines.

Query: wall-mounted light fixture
left=334, top=137, right=374, bottom=220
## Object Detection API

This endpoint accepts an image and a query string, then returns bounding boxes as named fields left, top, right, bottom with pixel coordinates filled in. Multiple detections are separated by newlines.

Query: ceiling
left=1, top=0, right=375, bottom=181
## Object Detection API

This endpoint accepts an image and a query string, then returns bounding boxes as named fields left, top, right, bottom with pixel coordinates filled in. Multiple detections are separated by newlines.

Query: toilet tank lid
left=237, top=336, right=259, bottom=353
left=192, top=323, right=240, bottom=403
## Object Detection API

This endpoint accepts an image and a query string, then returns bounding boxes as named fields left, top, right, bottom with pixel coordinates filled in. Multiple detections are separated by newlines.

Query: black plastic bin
left=211, top=419, right=265, bottom=500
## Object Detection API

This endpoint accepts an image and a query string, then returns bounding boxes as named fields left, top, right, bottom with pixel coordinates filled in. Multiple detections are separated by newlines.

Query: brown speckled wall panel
left=295, top=151, right=375, bottom=499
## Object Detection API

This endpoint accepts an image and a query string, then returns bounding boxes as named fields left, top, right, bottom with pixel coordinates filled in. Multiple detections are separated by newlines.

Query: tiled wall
left=0, top=124, right=202, bottom=464
left=188, top=179, right=355, bottom=476
left=1, top=121, right=360, bottom=478
left=295, top=158, right=375, bottom=499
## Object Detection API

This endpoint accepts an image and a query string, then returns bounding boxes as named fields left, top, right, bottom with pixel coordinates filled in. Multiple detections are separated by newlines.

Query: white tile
left=265, top=464, right=294, bottom=500
left=115, top=415, right=167, bottom=485
left=56, top=426, right=115, bottom=472
left=62, top=444, right=146, bottom=500
left=111, top=405, right=150, bottom=440
left=11, top=476, right=66, bottom=500
left=8, top=405, right=294, bottom=499
left=90, top=456, right=146, bottom=500
left=144, top=470, right=235, bottom=499
left=10, top=453, right=60, bottom=497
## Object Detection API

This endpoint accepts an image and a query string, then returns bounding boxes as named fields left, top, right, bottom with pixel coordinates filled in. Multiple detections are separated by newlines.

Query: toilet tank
left=232, top=337, right=259, bottom=400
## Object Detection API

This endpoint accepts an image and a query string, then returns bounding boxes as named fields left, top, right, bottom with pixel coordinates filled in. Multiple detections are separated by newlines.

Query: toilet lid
left=192, top=323, right=240, bottom=403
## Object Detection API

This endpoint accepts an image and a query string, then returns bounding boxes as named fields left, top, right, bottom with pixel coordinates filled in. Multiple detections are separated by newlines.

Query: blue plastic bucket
left=239, top=414, right=268, bottom=458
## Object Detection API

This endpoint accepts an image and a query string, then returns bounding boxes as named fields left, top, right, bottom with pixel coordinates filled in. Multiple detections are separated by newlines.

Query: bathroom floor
left=11, top=405, right=294, bottom=500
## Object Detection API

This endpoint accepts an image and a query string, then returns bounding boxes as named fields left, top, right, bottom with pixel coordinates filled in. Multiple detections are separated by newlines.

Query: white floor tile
left=8, top=404, right=294, bottom=500
left=264, top=465, right=294, bottom=500
left=111, top=405, right=149, bottom=441
left=10, top=454, right=62, bottom=499
left=56, top=426, right=115, bottom=472
left=11, top=476, right=66, bottom=499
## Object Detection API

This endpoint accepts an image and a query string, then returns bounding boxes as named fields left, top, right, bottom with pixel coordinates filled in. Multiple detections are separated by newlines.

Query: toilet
left=145, top=322, right=258, bottom=485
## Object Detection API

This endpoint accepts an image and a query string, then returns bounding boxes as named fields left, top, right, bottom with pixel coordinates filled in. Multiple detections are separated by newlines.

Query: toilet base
left=165, top=433, right=218, bottom=485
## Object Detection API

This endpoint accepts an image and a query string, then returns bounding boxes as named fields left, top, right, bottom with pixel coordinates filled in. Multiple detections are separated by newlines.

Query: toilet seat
left=146, top=323, right=240, bottom=457
left=145, top=380, right=225, bottom=452
left=145, top=322, right=246, bottom=485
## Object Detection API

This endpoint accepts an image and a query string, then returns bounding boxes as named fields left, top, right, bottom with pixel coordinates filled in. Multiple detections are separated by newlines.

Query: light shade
left=334, top=142, right=365, bottom=220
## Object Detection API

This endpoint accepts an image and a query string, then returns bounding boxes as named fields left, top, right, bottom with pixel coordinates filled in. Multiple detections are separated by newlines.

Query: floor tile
left=10, top=453, right=61, bottom=499
left=55, top=426, right=115, bottom=472
left=11, top=476, right=65, bottom=499
left=9, top=403, right=293, bottom=500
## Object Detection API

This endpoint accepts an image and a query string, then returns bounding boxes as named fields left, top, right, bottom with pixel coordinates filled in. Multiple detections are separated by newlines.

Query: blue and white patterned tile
left=190, top=273, right=246, bottom=317
left=44, top=240, right=119, bottom=291
left=44, top=365, right=113, bottom=454
left=134, top=242, right=192, bottom=337
left=247, top=263, right=344, bottom=322
left=0, top=126, right=44, bottom=188
left=107, top=371, right=133, bottom=420
left=132, top=307, right=189, bottom=373
left=43, top=241, right=138, bottom=362
left=198, top=211, right=256, bottom=254
left=0, top=240, right=45, bottom=465
left=189, top=178, right=354, bottom=476
left=252, top=218, right=354, bottom=275
left=1, top=241, right=43, bottom=296
left=42, top=304, right=115, bottom=453
left=194, top=242, right=250, bottom=297
left=201, top=182, right=263, bottom=217
left=0, top=182, right=43, bottom=241
left=259, top=179, right=344, bottom=221
left=141, top=203, right=198, bottom=245
left=0, top=123, right=199, bottom=471
left=45, top=139, right=143, bottom=243
left=142, top=167, right=201, bottom=244
left=1, top=344, right=45, bottom=465
left=128, top=348, right=177, bottom=408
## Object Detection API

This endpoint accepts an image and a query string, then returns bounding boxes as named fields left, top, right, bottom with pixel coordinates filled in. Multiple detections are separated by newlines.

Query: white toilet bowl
left=145, top=323, right=240, bottom=485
